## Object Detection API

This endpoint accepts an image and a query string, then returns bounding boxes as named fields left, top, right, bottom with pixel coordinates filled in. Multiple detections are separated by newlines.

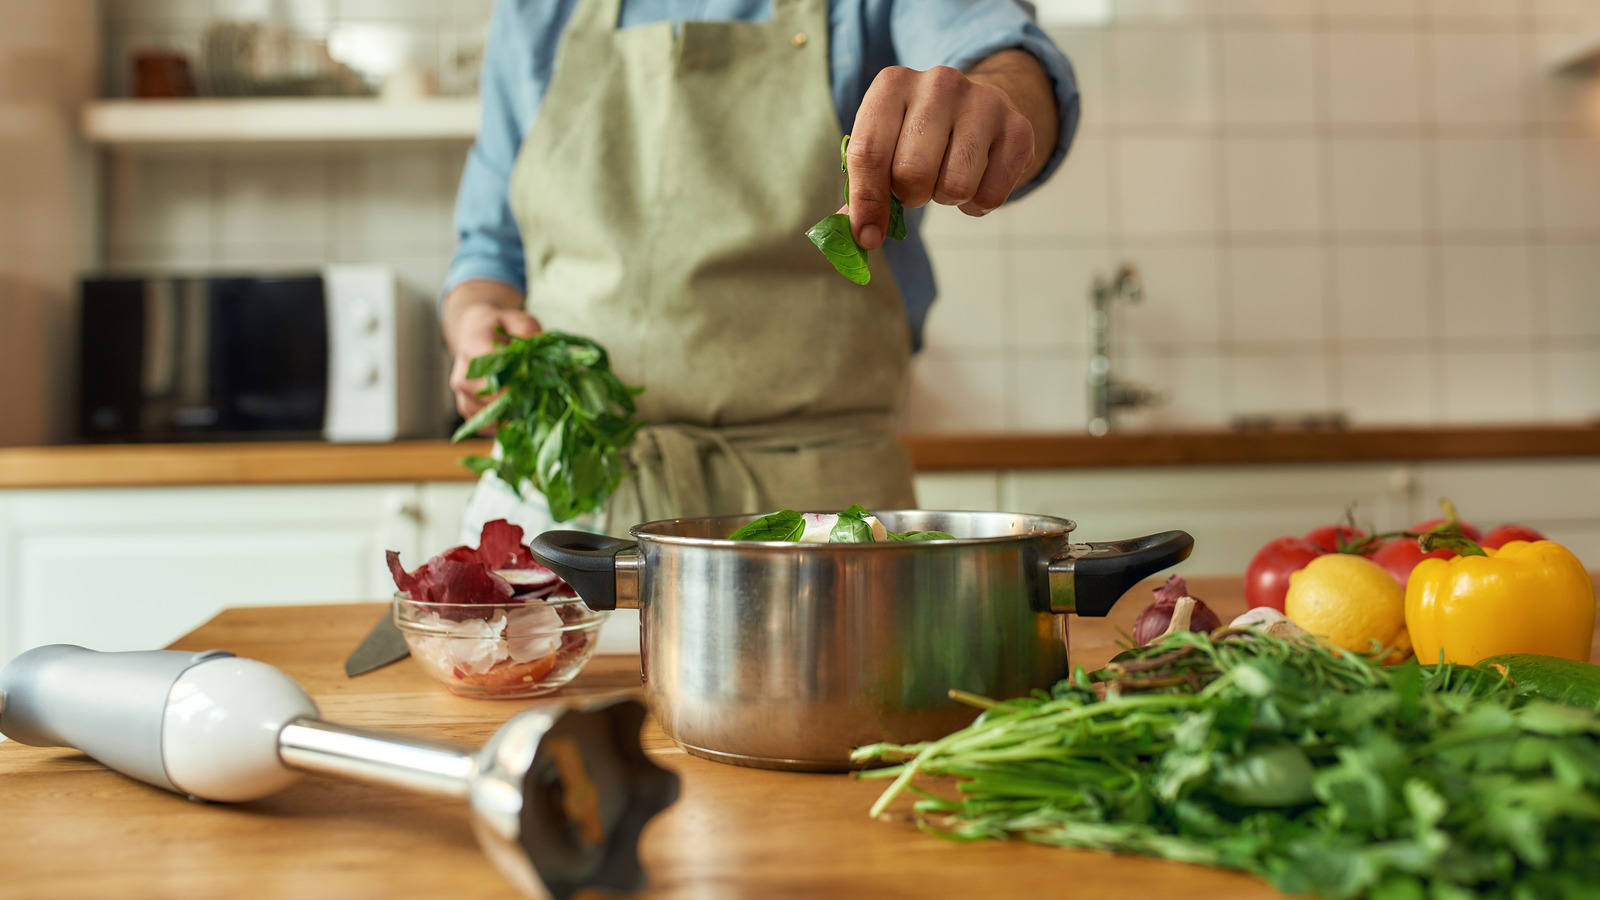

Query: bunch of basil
left=453, top=331, right=642, bottom=522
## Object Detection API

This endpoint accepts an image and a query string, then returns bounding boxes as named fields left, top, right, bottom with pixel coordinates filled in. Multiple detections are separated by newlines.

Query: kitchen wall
left=913, top=0, right=1600, bottom=432
left=92, top=0, right=1600, bottom=435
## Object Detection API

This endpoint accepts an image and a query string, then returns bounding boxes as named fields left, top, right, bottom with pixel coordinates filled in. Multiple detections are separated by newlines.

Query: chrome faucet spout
left=1087, top=263, right=1161, bottom=436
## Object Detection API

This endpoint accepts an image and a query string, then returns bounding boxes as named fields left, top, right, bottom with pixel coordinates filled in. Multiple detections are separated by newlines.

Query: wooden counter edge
left=3, top=424, right=1599, bottom=489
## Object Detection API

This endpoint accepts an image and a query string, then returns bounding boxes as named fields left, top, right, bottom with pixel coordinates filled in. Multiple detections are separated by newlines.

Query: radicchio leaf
left=387, top=519, right=565, bottom=620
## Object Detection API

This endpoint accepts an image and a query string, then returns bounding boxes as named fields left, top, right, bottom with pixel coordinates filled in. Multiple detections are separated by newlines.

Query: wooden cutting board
left=1, top=576, right=1593, bottom=899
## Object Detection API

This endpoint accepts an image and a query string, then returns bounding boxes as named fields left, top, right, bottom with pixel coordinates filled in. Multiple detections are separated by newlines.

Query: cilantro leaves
left=855, top=631, right=1600, bottom=900
left=453, top=330, right=643, bottom=523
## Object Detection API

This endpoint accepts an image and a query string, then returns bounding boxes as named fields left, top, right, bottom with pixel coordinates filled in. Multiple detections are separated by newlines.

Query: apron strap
left=626, top=423, right=765, bottom=520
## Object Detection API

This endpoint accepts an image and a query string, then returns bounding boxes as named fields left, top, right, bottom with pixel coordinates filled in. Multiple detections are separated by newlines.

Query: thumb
left=497, top=309, right=542, bottom=339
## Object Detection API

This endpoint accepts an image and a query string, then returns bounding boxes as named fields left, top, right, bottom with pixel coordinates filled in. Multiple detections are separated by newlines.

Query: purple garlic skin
left=1133, top=576, right=1222, bottom=644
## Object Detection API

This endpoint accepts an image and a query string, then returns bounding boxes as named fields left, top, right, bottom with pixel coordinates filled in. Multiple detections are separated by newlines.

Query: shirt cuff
left=954, top=29, right=1081, bottom=202
left=440, top=257, right=527, bottom=314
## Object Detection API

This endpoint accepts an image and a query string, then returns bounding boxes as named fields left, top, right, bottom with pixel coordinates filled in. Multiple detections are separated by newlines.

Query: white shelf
left=81, top=97, right=479, bottom=146
left=1547, top=32, right=1600, bottom=74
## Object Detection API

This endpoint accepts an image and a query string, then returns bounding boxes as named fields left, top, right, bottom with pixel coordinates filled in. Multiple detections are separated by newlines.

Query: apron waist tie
left=619, top=411, right=901, bottom=524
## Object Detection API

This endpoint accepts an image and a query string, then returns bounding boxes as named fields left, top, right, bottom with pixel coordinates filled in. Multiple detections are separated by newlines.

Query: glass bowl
left=393, top=591, right=608, bottom=699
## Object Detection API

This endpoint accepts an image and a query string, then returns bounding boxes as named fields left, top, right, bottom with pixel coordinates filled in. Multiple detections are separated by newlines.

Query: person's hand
left=442, top=281, right=540, bottom=422
left=846, top=50, right=1058, bottom=250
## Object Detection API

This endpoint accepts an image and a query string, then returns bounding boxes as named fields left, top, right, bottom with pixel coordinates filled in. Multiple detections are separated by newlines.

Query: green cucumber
left=1477, top=653, right=1600, bottom=711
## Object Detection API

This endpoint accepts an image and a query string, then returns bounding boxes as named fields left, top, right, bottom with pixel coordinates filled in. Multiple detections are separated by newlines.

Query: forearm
left=442, top=279, right=526, bottom=354
left=966, top=49, right=1058, bottom=186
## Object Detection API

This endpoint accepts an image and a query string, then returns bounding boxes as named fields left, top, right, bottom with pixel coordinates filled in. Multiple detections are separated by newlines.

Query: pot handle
left=1044, top=530, right=1194, bottom=616
left=530, top=531, right=640, bottom=612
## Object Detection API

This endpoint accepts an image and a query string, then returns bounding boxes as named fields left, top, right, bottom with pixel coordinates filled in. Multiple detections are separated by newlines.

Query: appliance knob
left=350, top=299, right=380, bottom=334
left=347, top=353, right=381, bottom=388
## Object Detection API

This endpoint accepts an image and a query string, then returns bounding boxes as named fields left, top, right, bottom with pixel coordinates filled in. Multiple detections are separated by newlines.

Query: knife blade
left=345, top=608, right=410, bottom=677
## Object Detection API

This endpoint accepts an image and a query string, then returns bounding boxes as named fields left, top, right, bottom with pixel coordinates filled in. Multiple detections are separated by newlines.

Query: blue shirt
left=446, top=0, right=1080, bottom=351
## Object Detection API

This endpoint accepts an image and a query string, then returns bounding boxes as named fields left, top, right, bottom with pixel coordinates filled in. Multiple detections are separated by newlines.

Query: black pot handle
left=1044, top=530, right=1194, bottom=617
left=530, top=530, right=638, bottom=612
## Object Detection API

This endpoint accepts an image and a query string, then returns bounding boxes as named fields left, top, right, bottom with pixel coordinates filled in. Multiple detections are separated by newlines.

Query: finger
left=893, top=67, right=964, bottom=208
left=956, top=115, right=1035, bottom=217
left=497, top=309, right=542, bottom=339
left=848, top=66, right=912, bottom=251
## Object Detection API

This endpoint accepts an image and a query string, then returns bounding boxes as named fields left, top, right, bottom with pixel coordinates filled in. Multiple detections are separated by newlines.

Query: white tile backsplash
left=1542, top=243, right=1600, bottom=339
left=1441, top=350, right=1543, bottom=423
left=1437, top=244, right=1535, bottom=341
left=1228, top=245, right=1326, bottom=343
left=922, top=246, right=1009, bottom=351
left=1426, top=31, right=1528, bottom=125
left=1224, top=137, right=1322, bottom=234
left=1538, top=137, right=1600, bottom=230
left=1219, top=29, right=1317, bottom=125
left=1325, top=31, right=1424, bottom=125
left=103, top=0, right=1600, bottom=436
left=1337, top=349, right=1435, bottom=425
left=1010, top=245, right=1112, bottom=350
left=1108, top=28, right=1214, bottom=126
left=1329, top=138, right=1428, bottom=233
left=1333, top=245, right=1431, bottom=344
left=1549, top=347, right=1600, bottom=420
left=1114, top=137, right=1216, bottom=235
left=1229, top=351, right=1332, bottom=417
left=1432, top=138, right=1529, bottom=232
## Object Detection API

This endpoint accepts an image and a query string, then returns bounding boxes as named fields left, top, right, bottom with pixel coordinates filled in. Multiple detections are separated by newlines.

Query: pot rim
left=627, top=508, right=1078, bottom=549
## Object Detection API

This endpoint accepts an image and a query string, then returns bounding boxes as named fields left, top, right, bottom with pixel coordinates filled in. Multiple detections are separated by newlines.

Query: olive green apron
left=470, top=0, right=917, bottom=537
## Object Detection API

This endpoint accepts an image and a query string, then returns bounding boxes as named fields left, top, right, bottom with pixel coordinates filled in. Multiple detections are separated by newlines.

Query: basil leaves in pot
left=806, top=136, right=906, bottom=285
left=453, top=330, right=644, bottom=523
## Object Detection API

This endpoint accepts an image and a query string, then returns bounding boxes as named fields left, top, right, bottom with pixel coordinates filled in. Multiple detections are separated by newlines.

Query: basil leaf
left=729, top=510, right=805, bottom=541
left=829, top=505, right=874, bottom=543
left=451, top=391, right=513, bottom=442
left=888, top=196, right=906, bottom=242
left=807, top=134, right=908, bottom=285
left=465, top=348, right=514, bottom=381
left=806, top=214, right=870, bottom=285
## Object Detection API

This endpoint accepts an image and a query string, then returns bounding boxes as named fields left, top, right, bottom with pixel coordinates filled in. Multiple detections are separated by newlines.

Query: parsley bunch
left=453, top=331, right=643, bottom=523
left=854, top=630, right=1600, bottom=899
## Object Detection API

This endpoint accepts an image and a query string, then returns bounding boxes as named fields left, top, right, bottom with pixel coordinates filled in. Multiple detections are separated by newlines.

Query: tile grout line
left=1312, top=0, right=1341, bottom=419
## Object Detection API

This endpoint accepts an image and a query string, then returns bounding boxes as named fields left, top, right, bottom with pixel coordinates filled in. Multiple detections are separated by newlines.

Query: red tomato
left=1481, top=523, right=1546, bottom=549
left=1245, top=536, right=1325, bottom=612
left=1303, top=524, right=1369, bottom=554
left=1411, top=517, right=1483, bottom=542
left=1370, top=538, right=1454, bottom=585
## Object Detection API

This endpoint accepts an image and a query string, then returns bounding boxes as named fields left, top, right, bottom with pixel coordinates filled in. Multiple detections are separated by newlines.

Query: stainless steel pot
left=531, top=511, right=1192, bottom=772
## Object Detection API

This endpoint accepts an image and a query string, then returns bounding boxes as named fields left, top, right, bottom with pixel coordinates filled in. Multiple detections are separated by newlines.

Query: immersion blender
left=0, top=645, right=679, bottom=900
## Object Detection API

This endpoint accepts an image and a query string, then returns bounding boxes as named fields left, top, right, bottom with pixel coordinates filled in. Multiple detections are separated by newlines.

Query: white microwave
left=79, top=265, right=443, bottom=443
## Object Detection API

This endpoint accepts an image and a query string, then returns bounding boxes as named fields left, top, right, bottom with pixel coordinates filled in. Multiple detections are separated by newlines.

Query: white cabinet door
left=1, top=484, right=422, bottom=664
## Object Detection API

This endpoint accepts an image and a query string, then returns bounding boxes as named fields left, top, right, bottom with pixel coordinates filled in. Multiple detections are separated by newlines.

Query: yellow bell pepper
left=1405, top=539, right=1596, bottom=665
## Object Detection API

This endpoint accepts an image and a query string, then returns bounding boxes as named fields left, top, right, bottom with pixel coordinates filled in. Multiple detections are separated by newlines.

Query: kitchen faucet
left=1088, top=263, right=1162, bottom=436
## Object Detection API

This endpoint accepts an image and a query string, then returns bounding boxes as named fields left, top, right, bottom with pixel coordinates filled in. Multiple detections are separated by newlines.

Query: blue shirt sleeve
left=442, top=0, right=544, bottom=298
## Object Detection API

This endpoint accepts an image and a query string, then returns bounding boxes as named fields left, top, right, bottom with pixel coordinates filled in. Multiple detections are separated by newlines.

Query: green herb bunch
left=453, top=330, right=643, bottom=523
left=806, top=136, right=907, bottom=285
left=853, top=630, right=1600, bottom=900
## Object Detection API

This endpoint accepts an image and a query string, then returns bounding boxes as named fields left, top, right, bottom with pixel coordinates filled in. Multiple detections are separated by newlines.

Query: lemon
left=1284, top=554, right=1411, bottom=659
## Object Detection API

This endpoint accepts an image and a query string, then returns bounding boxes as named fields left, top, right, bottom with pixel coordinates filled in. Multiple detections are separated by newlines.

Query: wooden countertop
left=4, top=579, right=1595, bottom=899
left=3, top=423, right=1599, bottom=490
